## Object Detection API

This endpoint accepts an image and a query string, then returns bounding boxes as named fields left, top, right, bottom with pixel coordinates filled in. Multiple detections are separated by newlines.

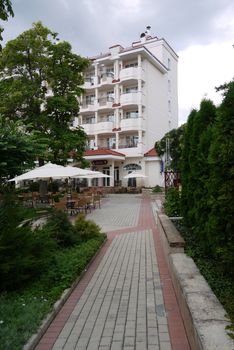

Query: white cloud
left=178, top=41, right=234, bottom=124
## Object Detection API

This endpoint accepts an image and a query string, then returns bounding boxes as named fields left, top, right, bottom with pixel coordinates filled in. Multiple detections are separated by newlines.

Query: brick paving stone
left=160, top=342, right=172, bottom=350
left=35, top=194, right=190, bottom=350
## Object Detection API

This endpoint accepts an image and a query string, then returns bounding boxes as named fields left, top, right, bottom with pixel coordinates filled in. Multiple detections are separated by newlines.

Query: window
left=126, top=135, right=138, bottom=147
left=168, top=100, right=171, bottom=112
left=84, top=116, right=95, bottom=124
left=107, top=90, right=114, bottom=99
left=125, top=86, right=138, bottom=93
left=168, top=80, right=171, bottom=92
left=106, top=137, right=116, bottom=149
left=124, top=62, right=138, bottom=68
left=123, top=163, right=142, bottom=171
left=107, top=114, right=114, bottom=122
left=168, top=58, right=171, bottom=70
left=85, top=95, right=95, bottom=105
left=125, top=111, right=138, bottom=119
left=106, top=67, right=114, bottom=74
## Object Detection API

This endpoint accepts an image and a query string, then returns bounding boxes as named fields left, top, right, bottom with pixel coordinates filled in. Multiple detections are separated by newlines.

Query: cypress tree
left=206, top=81, right=234, bottom=274
left=192, top=100, right=216, bottom=245
left=181, top=109, right=197, bottom=226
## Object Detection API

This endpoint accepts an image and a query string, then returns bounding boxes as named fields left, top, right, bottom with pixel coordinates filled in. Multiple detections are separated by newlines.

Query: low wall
left=156, top=212, right=233, bottom=350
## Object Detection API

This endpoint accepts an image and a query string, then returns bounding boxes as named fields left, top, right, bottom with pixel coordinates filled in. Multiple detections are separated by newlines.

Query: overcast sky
left=1, top=0, right=234, bottom=125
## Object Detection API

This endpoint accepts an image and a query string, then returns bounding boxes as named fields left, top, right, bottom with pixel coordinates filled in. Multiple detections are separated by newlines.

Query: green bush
left=0, top=235, right=106, bottom=349
left=174, top=220, right=234, bottom=337
left=74, top=213, right=102, bottom=242
left=164, top=187, right=181, bottom=217
left=152, top=185, right=162, bottom=193
left=43, top=209, right=78, bottom=247
left=0, top=226, right=56, bottom=291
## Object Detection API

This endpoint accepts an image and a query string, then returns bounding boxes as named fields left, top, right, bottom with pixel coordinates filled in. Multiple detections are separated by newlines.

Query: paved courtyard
left=86, top=194, right=141, bottom=232
left=35, top=193, right=190, bottom=350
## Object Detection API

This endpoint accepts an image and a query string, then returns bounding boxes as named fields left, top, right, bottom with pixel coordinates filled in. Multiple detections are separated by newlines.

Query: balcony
left=120, top=91, right=145, bottom=106
left=99, top=72, right=114, bottom=86
left=120, top=67, right=145, bottom=82
left=120, top=117, right=145, bottom=132
left=98, top=96, right=114, bottom=110
left=80, top=123, right=96, bottom=135
left=117, top=142, right=143, bottom=156
left=80, top=101, right=97, bottom=113
left=96, top=121, right=114, bottom=134
left=83, top=77, right=95, bottom=89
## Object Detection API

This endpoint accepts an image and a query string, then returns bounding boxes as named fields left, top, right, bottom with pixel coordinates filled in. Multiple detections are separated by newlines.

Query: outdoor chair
left=92, top=194, right=101, bottom=209
left=53, top=200, right=68, bottom=213
left=74, top=198, right=91, bottom=214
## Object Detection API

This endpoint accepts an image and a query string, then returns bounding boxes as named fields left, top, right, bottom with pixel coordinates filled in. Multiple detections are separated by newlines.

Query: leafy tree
left=0, top=0, right=14, bottom=46
left=0, top=116, right=47, bottom=183
left=155, top=125, right=185, bottom=171
left=0, top=22, right=89, bottom=165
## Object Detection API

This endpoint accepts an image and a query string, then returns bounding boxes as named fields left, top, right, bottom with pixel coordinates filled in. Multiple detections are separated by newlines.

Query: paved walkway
left=35, top=194, right=190, bottom=350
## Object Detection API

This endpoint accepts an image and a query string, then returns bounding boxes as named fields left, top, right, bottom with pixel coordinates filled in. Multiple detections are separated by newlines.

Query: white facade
left=74, top=29, right=178, bottom=188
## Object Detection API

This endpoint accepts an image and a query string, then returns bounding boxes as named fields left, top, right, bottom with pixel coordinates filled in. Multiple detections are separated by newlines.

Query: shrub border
left=24, top=237, right=107, bottom=350
left=152, top=203, right=233, bottom=350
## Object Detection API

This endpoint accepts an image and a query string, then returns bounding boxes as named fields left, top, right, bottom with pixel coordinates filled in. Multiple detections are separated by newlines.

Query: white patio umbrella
left=9, top=162, right=94, bottom=182
left=124, top=171, right=148, bottom=179
left=72, top=171, right=112, bottom=179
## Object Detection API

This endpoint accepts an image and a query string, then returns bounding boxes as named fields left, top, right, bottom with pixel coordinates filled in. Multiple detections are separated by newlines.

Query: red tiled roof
left=84, top=149, right=125, bottom=157
left=144, top=148, right=158, bottom=157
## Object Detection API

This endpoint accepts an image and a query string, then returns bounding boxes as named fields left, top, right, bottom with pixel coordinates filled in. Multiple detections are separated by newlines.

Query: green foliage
left=74, top=213, right=103, bottom=242
left=40, top=236, right=106, bottom=298
left=0, top=194, right=55, bottom=291
left=205, top=81, right=234, bottom=272
left=164, top=187, right=181, bottom=217
left=0, top=117, right=47, bottom=182
left=0, top=22, right=89, bottom=165
left=152, top=185, right=162, bottom=193
left=43, top=209, right=78, bottom=247
left=179, top=81, right=234, bottom=279
left=155, top=124, right=185, bottom=171
left=174, top=220, right=234, bottom=335
left=0, top=235, right=106, bottom=349
left=0, top=226, right=56, bottom=291
left=0, top=0, right=14, bottom=45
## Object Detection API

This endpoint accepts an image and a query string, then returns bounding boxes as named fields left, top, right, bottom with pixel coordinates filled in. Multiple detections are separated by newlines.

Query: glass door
left=102, top=167, right=110, bottom=186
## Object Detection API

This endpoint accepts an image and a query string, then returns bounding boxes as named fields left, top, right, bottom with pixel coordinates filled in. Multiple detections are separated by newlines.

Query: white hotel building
left=74, top=28, right=178, bottom=188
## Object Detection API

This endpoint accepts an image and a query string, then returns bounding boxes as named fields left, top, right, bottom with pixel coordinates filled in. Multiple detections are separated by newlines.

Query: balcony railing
left=97, top=144, right=116, bottom=150
left=83, top=77, right=95, bottom=88
left=96, top=121, right=114, bottom=133
left=118, top=143, right=138, bottom=149
left=120, top=117, right=145, bottom=132
left=120, top=91, right=142, bottom=105
left=98, top=96, right=114, bottom=109
left=98, top=96, right=114, bottom=104
left=81, top=101, right=95, bottom=109
left=119, top=67, right=145, bottom=82
left=99, top=72, right=114, bottom=86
